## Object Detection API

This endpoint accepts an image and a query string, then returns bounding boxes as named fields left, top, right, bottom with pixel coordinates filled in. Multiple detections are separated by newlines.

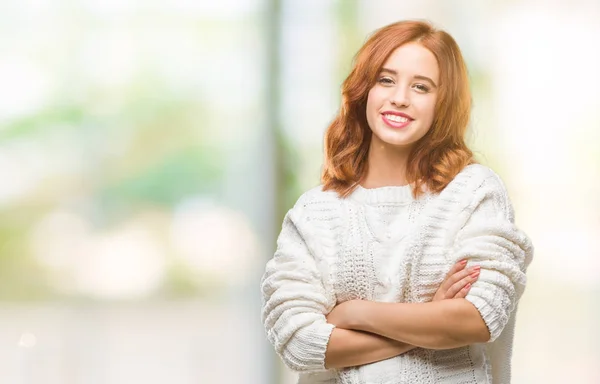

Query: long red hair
left=321, top=20, right=475, bottom=198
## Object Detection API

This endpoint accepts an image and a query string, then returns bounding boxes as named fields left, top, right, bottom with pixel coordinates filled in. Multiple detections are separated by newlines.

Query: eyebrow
left=380, top=68, right=438, bottom=88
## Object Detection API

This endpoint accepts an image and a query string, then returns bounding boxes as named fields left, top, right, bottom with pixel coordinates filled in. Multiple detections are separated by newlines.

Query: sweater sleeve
left=260, top=204, right=336, bottom=372
left=451, top=174, right=534, bottom=342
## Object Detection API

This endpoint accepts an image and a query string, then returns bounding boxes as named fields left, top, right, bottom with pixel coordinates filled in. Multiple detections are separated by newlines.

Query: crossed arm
left=323, top=261, right=488, bottom=369
left=322, top=181, right=535, bottom=369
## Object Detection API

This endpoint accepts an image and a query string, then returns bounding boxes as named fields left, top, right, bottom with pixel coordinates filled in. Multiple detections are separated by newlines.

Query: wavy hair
left=321, top=20, right=475, bottom=198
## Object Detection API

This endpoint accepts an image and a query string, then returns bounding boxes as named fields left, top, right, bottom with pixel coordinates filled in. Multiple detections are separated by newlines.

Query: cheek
left=419, top=98, right=437, bottom=124
left=366, top=87, right=386, bottom=110
left=366, top=89, right=381, bottom=125
left=366, top=90, right=375, bottom=112
left=427, top=104, right=436, bottom=122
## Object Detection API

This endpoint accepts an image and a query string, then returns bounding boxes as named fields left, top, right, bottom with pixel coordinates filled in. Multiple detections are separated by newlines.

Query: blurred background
left=0, top=0, right=598, bottom=383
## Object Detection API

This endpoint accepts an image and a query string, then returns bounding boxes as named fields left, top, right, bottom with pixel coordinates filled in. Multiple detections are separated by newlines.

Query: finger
left=440, top=260, right=468, bottom=291
left=443, top=264, right=475, bottom=290
left=445, top=260, right=467, bottom=279
left=447, top=269, right=480, bottom=298
left=454, top=283, right=472, bottom=299
left=446, top=278, right=467, bottom=298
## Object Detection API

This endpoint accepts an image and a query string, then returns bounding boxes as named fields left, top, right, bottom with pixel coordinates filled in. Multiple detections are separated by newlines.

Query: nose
left=390, top=86, right=410, bottom=107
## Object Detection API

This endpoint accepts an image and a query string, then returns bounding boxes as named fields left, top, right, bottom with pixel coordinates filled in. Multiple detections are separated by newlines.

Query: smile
left=381, top=113, right=412, bottom=129
left=383, top=114, right=409, bottom=123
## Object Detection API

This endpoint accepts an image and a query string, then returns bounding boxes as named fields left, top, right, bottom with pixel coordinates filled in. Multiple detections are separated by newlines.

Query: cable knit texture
left=261, top=164, right=534, bottom=384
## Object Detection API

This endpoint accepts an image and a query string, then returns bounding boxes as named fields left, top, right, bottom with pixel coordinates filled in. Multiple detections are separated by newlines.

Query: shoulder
left=451, top=164, right=514, bottom=221
left=446, top=163, right=511, bottom=202
left=292, top=185, right=343, bottom=211
left=285, top=186, right=346, bottom=256
left=285, top=185, right=344, bottom=222
left=454, top=164, right=506, bottom=189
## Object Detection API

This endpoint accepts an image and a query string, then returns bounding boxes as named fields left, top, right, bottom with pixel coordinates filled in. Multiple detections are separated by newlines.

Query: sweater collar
left=349, top=184, right=415, bottom=205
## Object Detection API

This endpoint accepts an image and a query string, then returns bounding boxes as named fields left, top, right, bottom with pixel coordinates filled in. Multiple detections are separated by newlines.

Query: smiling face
left=365, top=42, right=440, bottom=151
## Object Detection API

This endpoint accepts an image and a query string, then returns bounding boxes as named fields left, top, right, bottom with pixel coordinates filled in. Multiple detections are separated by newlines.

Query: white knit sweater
left=261, top=164, right=534, bottom=384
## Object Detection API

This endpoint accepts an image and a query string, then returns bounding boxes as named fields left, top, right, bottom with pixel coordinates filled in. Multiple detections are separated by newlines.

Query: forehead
left=381, top=42, right=439, bottom=82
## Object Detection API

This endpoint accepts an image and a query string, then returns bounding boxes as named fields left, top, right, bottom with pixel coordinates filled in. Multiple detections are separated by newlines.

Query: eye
left=413, top=83, right=430, bottom=93
left=377, top=76, right=394, bottom=86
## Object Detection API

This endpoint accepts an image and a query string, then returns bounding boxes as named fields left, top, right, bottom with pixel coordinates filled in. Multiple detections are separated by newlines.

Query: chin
left=378, top=134, right=414, bottom=148
left=387, top=140, right=414, bottom=148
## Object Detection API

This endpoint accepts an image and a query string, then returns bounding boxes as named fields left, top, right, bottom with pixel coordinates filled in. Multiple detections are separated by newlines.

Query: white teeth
left=384, top=114, right=408, bottom=123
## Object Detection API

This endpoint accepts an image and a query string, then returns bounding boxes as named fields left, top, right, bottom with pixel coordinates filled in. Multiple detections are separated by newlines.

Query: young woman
left=261, top=20, right=533, bottom=384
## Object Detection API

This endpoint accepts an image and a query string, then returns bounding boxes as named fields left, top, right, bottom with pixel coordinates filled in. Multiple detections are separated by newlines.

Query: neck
left=361, top=137, right=411, bottom=188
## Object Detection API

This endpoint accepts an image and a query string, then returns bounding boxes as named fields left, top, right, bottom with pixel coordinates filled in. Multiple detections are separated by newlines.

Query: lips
left=381, top=111, right=413, bottom=129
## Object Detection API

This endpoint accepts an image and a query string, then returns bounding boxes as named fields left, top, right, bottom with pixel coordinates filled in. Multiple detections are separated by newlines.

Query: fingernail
left=460, top=260, right=467, bottom=265
left=465, top=283, right=471, bottom=289
left=473, top=265, right=481, bottom=270
left=470, top=271, right=480, bottom=278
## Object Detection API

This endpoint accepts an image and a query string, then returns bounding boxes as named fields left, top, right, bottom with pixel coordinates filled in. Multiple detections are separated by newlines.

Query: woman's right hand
left=432, top=260, right=480, bottom=301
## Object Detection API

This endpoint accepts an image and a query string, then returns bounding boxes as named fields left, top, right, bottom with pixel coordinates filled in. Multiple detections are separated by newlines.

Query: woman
left=261, top=20, right=533, bottom=384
